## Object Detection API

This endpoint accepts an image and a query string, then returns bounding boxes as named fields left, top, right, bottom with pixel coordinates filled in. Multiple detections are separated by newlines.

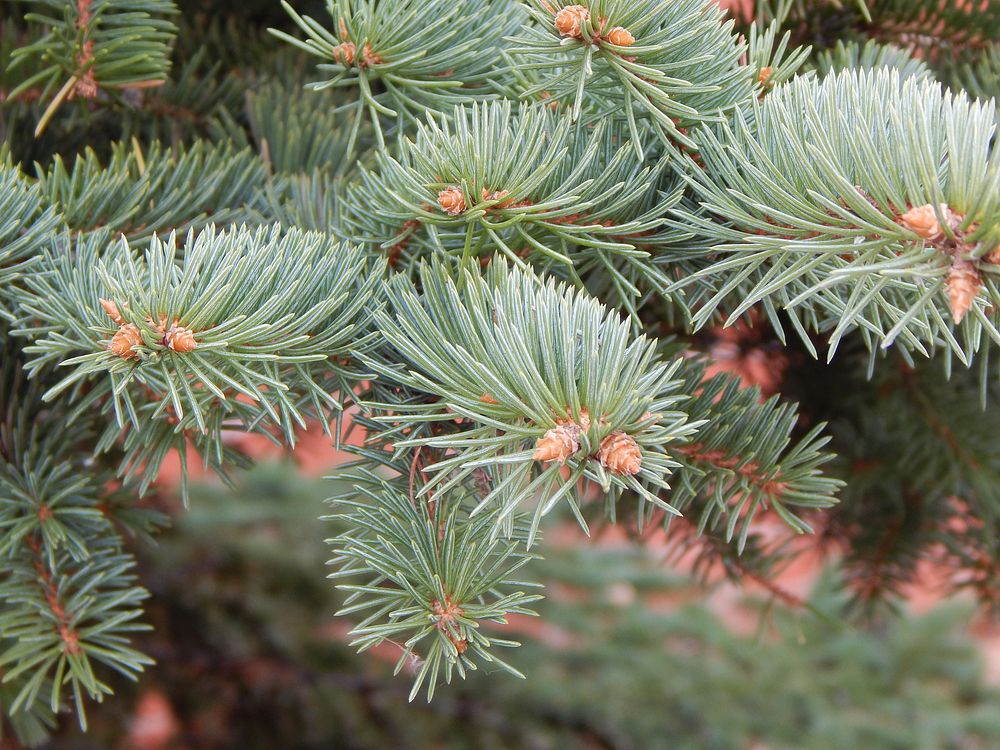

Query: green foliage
left=666, top=359, right=840, bottom=548
left=34, top=138, right=266, bottom=240
left=345, top=100, right=685, bottom=300
left=0, top=160, right=63, bottom=317
left=247, top=80, right=367, bottom=176
left=13, top=225, right=383, bottom=496
left=674, top=69, right=1000, bottom=361
left=10, top=0, right=179, bottom=134
left=745, top=19, right=813, bottom=91
left=260, top=168, right=345, bottom=232
left=273, top=0, right=524, bottom=144
left=510, top=0, right=754, bottom=150
left=329, top=468, right=542, bottom=701
left=791, top=347, right=1000, bottom=611
left=950, top=42, right=1000, bottom=102
left=5, top=0, right=1000, bottom=738
left=48, top=467, right=1000, bottom=750
left=367, top=259, right=695, bottom=538
left=0, top=342, right=159, bottom=735
left=813, top=39, right=933, bottom=81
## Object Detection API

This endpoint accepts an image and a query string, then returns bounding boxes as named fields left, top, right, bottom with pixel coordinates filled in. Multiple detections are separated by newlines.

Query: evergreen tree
left=0, top=0, right=999, bottom=741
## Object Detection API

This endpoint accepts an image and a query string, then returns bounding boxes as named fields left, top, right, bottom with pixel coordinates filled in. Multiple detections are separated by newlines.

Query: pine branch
left=0, top=159, right=64, bottom=319
left=812, top=38, right=933, bottom=81
left=671, top=69, right=1000, bottom=363
left=9, top=0, right=179, bottom=135
left=11, top=225, right=384, bottom=497
left=864, top=0, right=1000, bottom=58
left=247, top=80, right=369, bottom=176
left=344, top=100, right=685, bottom=298
left=260, top=169, right=345, bottom=232
left=364, top=258, right=699, bottom=543
left=797, top=347, right=1000, bottom=611
left=509, top=0, right=755, bottom=151
left=0, top=341, right=157, bottom=735
left=272, top=0, right=525, bottom=144
left=34, top=138, right=266, bottom=241
left=328, top=468, right=543, bottom=702
left=948, top=42, right=1000, bottom=102
left=664, top=358, right=841, bottom=550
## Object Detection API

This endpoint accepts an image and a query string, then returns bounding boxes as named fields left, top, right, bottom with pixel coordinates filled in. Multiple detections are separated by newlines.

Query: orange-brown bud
left=99, top=298, right=125, bottom=325
left=332, top=41, right=356, bottom=65
left=598, top=430, right=642, bottom=475
left=606, top=26, right=634, bottom=46
left=946, top=258, right=982, bottom=324
left=437, top=186, right=466, bottom=215
left=533, top=423, right=582, bottom=464
left=554, top=4, right=589, bottom=38
left=165, top=325, right=198, bottom=353
left=109, top=324, right=142, bottom=360
left=900, top=203, right=944, bottom=240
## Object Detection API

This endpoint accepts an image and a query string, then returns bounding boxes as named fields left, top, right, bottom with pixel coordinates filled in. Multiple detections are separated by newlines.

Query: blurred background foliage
left=22, top=462, right=1000, bottom=750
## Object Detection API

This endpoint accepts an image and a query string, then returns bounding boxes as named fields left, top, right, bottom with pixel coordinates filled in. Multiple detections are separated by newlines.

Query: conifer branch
left=671, top=69, right=1000, bottom=362
left=9, top=0, right=179, bottom=134
left=364, top=259, right=697, bottom=543
left=510, top=0, right=754, bottom=150
left=327, top=468, right=542, bottom=701
left=272, top=0, right=524, bottom=143
left=12, top=225, right=384, bottom=496
left=345, top=100, right=686, bottom=299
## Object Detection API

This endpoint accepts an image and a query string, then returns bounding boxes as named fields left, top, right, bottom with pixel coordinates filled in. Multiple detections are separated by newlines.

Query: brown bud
left=576, top=408, right=591, bottom=431
left=533, top=423, right=582, bottom=464
left=984, top=246, right=1000, bottom=266
left=437, top=186, right=466, bottom=215
left=361, top=43, right=383, bottom=67
left=554, top=4, right=589, bottom=38
left=99, top=298, right=125, bottom=325
left=109, top=324, right=142, bottom=360
left=598, top=430, right=642, bottom=475
left=165, top=325, right=198, bottom=353
left=432, top=596, right=466, bottom=654
left=481, top=187, right=510, bottom=206
left=900, top=203, right=944, bottom=240
left=479, top=393, right=499, bottom=404
left=606, top=26, right=634, bottom=46
left=757, top=66, right=774, bottom=86
left=146, top=314, right=169, bottom=334
left=332, top=41, right=356, bottom=65
left=946, top=258, right=982, bottom=324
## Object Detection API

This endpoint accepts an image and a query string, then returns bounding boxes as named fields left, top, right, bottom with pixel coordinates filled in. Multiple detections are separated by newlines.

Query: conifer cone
left=109, top=324, right=142, bottom=360
left=533, top=423, right=582, bottom=464
left=946, top=258, right=982, bottom=324
left=598, top=431, right=642, bottom=475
